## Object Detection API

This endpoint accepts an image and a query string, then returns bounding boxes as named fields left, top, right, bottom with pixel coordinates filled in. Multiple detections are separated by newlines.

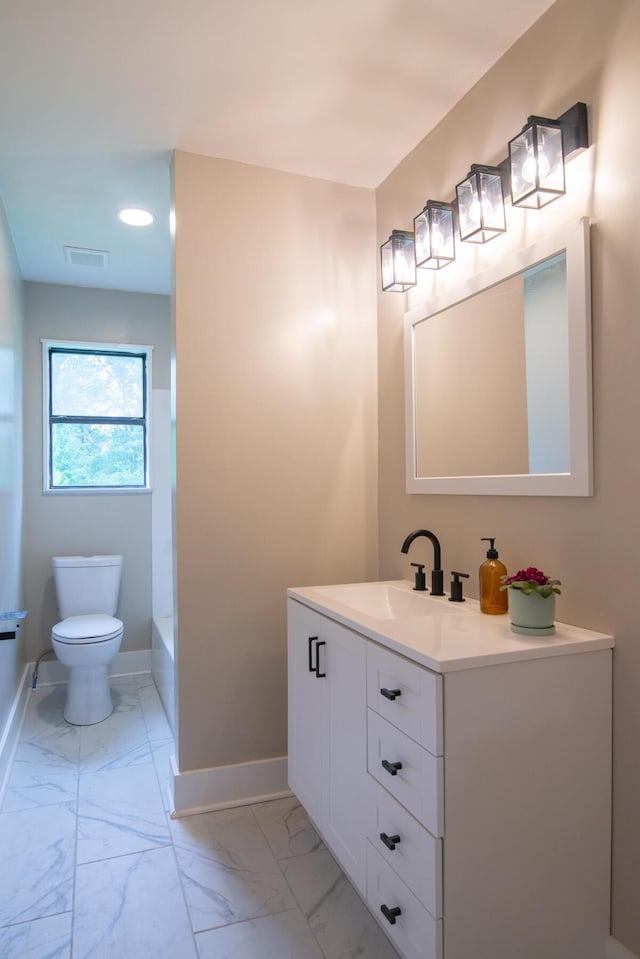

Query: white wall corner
left=607, top=937, right=640, bottom=959
left=170, top=754, right=292, bottom=818
left=0, top=663, right=31, bottom=803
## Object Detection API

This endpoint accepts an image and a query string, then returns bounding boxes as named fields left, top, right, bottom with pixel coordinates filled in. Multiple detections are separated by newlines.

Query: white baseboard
left=171, top=754, right=292, bottom=818
left=607, top=937, right=640, bottom=959
left=34, top=647, right=152, bottom=686
left=0, top=663, right=31, bottom=804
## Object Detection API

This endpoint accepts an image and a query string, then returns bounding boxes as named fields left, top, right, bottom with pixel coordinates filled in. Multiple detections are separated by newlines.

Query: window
left=42, top=340, right=152, bottom=491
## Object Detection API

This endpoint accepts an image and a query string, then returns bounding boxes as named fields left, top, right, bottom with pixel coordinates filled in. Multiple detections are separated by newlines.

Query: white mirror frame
left=404, top=217, right=593, bottom=495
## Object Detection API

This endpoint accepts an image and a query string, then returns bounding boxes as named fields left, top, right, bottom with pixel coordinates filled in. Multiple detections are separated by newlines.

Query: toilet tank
left=52, top=555, right=123, bottom=619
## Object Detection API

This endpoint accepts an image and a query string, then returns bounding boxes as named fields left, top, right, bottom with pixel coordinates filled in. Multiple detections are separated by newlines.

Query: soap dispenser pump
left=479, top=538, right=508, bottom=615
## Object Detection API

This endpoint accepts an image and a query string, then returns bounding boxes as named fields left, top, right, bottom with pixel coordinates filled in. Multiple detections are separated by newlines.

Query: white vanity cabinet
left=287, top=585, right=614, bottom=959
left=287, top=599, right=367, bottom=893
left=365, top=643, right=444, bottom=959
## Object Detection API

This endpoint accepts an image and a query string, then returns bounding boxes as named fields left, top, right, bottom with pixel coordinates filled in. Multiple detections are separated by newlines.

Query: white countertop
left=287, top=580, right=614, bottom=673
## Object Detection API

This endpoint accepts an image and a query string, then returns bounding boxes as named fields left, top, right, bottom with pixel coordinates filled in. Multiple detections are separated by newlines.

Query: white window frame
left=41, top=338, right=153, bottom=493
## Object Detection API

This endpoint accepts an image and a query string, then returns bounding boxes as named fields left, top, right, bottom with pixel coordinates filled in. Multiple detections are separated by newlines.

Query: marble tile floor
left=0, top=675, right=400, bottom=959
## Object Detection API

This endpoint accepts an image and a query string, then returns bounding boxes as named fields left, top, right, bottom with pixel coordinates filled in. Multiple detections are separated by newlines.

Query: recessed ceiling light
left=118, top=208, right=154, bottom=227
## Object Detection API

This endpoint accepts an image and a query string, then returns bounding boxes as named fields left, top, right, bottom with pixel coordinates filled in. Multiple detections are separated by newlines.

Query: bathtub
left=152, top=616, right=175, bottom=735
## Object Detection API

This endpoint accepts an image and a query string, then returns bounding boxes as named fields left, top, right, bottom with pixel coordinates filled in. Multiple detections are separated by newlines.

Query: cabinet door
left=323, top=616, right=366, bottom=892
left=287, top=600, right=367, bottom=894
left=287, top=601, right=329, bottom=828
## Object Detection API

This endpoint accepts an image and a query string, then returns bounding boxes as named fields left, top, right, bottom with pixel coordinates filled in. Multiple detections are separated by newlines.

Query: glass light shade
left=509, top=118, right=565, bottom=208
left=455, top=165, right=506, bottom=243
left=380, top=230, right=417, bottom=292
left=413, top=201, right=455, bottom=270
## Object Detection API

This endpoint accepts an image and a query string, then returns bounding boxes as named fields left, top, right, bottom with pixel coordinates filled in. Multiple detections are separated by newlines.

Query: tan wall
left=376, top=0, right=640, bottom=950
left=22, top=282, right=171, bottom=660
left=173, top=152, right=378, bottom=771
left=0, top=196, right=25, bottom=730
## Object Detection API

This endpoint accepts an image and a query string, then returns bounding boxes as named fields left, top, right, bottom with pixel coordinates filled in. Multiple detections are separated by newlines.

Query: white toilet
left=51, top=555, right=124, bottom=725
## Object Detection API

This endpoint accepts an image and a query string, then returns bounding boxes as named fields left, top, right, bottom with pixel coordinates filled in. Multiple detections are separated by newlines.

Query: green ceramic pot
left=508, top=589, right=556, bottom=636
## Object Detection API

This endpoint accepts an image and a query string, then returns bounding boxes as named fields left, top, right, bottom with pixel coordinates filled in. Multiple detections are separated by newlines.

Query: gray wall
left=0, top=196, right=25, bottom=728
left=22, top=282, right=171, bottom=661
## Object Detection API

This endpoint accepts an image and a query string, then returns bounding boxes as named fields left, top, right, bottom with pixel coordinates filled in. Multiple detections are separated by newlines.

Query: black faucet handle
left=410, top=562, right=426, bottom=592
left=449, top=571, right=469, bottom=603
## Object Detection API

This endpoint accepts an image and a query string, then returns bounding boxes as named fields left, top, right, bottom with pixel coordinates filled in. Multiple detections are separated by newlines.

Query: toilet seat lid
left=52, top=614, right=123, bottom=643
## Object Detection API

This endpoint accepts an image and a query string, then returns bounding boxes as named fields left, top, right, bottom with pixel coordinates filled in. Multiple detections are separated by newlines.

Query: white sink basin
left=314, top=582, right=458, bottom=620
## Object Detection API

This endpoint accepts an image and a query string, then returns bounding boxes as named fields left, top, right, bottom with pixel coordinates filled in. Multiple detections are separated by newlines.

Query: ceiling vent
left=64, top=246, right=109, bottom=268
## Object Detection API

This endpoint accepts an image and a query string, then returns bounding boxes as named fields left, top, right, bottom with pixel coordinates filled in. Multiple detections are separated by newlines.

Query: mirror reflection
left=414, top=252, right=568, bottom=478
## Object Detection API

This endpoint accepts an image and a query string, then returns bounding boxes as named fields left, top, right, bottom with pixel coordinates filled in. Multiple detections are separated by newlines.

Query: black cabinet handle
left=307, top=637, right=326, bottom=678
left=381, top=904, right=402, bottom=925
left=314, top=639, right=326, bottom=678
left=380, top=687, right=402, bottom=701
left=381, top=759, right=402, bottom=776
left=308, top=636, right=318, bottom=673
left=380, top=832, right=401, bottom=851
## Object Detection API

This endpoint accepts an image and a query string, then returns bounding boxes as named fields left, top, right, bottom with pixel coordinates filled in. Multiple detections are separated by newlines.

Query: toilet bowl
left=52, top=615, right=123, bottom=725
left=51, top=555, right=124, bottom=726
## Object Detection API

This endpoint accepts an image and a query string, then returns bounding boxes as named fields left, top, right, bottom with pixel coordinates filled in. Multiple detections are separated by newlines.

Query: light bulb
left=468, top=199, right=481, bottom=224
left=395, top=251, right=411, bottom=282
left=482, top=196, right=498, bottom=221
left=522, top=150, right=550, bottom=185
left=431, top=224, right=443, bottom=254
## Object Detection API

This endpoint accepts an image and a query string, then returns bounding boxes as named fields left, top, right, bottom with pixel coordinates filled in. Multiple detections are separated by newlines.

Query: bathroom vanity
left=287, top=581, right=613, bottom=959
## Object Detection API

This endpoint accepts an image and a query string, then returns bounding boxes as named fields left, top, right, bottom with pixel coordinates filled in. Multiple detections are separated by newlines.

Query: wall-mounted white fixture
left=413, top=200, right=455, bottom=269
left=380, top=230, right=416, bottom=292
left=456, top=165, right=506, bottom=244
left=118, top=208, right=154, bottom=227
left=0, top=610, right=27, bottom=641
left=381, top=102, right=589, bottom=291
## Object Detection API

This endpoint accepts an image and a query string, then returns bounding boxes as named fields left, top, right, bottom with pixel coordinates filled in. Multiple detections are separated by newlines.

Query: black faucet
left=401, top=529, right=445, bottom=596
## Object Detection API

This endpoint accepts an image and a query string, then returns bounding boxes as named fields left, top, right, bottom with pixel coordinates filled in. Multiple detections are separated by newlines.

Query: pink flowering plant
left=500, top=567, right=561, bottom=598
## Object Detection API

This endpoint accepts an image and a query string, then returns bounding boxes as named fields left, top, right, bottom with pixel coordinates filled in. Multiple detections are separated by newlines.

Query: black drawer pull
left=381, top=759, right=402, bottom=776
left=380, top=832, right=401, bottom=851
left=380, top=687, right=402, bottom=701
left=381, top=904, right=402, bottom=925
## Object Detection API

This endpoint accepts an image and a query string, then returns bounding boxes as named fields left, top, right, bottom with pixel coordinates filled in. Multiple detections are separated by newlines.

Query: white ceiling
left=0, top=0, right=556, bottom=296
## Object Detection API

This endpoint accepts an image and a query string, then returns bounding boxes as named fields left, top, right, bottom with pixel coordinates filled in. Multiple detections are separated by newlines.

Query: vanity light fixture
left=456, top=165, right=506, bottom=243
left=380, top=230, right=417, bottom=292
left=509, top=103, right=588, bottom=209
left=380, top=101, right=588, bottom=291
left=509, top=117, right=565, bottom=208
left=413, top=201, right=455, bottom=269
left=118, top=208, right=154, bottom=227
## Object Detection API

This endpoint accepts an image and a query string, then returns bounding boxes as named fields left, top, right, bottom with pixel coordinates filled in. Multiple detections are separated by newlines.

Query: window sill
left=42, top=487, right=153, bottom=496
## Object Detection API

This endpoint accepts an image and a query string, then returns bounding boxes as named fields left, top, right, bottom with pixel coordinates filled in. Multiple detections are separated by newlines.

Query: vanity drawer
left=367, top=841, right=443, bottom=959
left=367, top=779, right=442, bottom=917
left=367, top=642, right=443, bottom=755
left=367, top=709, right=444, bottom=837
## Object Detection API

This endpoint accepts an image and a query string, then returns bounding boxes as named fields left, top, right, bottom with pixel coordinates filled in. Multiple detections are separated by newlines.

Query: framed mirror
left=404, top=217, right=592, bottom=495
